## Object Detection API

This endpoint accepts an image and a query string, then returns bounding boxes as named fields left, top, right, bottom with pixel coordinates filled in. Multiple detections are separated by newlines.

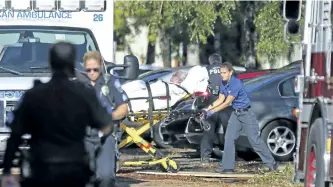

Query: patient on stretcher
left=121, top=66, right=209, bottom=113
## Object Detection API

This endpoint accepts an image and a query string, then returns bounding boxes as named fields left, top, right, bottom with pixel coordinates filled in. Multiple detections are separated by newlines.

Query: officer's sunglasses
left=85, top=68, right=100, bottom=73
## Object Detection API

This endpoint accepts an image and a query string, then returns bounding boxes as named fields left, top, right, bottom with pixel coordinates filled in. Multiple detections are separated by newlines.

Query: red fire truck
left=283, top=0, right=333, bottom=186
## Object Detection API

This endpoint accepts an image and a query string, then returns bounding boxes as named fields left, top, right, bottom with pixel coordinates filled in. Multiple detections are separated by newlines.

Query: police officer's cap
left=208, top=53, right=222, bottom=64
left=49, top=42, right=76, bottom=71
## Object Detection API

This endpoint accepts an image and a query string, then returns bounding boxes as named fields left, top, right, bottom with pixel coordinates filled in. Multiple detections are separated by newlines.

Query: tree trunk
left=159, top=31, right=172, bottom=67
left=199, top=35, right=216, bottom=65
left=199, top=43, right=207, bottom=65
left=241, top=1, right=258, bottom=69
left=214, top=24, right=221, bottom=57
left=182, top=42, right=188, bottom=66
left=146, top=41, right=155, bottom=65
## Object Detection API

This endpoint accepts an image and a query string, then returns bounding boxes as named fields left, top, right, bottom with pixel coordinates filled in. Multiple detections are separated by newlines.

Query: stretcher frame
left=118, top=80, right=192, bottom=172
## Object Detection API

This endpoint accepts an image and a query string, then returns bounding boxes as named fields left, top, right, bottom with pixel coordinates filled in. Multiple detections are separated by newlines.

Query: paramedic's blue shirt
left=219, top=75, right=251, bottom=109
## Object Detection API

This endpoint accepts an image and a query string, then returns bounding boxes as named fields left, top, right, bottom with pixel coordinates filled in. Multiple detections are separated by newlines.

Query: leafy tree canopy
left=115, top=1, right=296, bottom=64
left=115, top=1, right=236, bottom=44
left=254, top=1, right=289, bottom=62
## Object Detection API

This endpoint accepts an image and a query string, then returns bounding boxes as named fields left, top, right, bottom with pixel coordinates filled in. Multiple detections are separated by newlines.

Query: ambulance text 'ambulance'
left=0, top=11, right=72, bottom=19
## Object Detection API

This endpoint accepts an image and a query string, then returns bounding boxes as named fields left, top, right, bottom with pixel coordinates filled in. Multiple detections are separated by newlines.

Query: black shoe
left=267, top=162, right=278, bottom=171
left=216, top=167, right=234, bottom=174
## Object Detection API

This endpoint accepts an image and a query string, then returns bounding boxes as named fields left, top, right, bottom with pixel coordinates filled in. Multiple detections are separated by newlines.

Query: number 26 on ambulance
left=93, top=14, right=103, bottom=22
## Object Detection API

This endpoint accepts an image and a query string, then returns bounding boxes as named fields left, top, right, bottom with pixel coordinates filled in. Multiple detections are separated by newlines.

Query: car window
left=244, top=72, right=298, bottom=93
left=279, top=77, right=297, bottom=97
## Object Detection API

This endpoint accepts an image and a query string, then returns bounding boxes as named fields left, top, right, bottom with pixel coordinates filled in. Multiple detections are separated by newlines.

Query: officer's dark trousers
left=85, top=134, right=116, bottom=187
left=21, top=163, right=91, bottom=187
left=200, top=112, right=220, bottom=158
left=221, top=108, right=275, bottom=169
left=200, top=95, right=220, bottom=158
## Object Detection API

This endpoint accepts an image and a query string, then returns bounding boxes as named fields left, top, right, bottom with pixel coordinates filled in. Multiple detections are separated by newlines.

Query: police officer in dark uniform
left=203, top=62, right=277, bottom=174
left=1, top=42, right=114, bottom=187
left=77, top=51, right=128, bottom=187
left=200, top=53, right=223, bottom=163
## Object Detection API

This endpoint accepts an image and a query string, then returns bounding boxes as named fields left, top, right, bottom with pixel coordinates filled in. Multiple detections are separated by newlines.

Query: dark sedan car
left=125, top=63, right=300, bottom=151
left=147, top=66, right=273, bottom=148
left=136, top=60, right=301, bottom=84
left=179, top=70, right=300, bottom=161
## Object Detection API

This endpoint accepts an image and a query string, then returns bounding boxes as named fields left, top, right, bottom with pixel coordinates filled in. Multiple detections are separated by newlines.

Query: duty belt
left=234, top=105, right=251, bottom=113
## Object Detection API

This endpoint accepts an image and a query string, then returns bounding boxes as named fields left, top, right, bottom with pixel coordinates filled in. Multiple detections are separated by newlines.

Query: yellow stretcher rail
left=117, top=93, right=193, bottom=173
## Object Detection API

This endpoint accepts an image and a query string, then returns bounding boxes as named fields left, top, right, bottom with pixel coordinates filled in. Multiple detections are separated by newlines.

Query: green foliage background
left=255, top=1, right=288, bottom=62
left=114, top=1, right=296, bottom=65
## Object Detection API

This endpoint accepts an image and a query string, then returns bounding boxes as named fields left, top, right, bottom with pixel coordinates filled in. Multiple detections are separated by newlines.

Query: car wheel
left=152, top=119, right=174, bottom=149
left=261, top=120, right=296, bottom=162
left=304, top=119, right=326, bottom=187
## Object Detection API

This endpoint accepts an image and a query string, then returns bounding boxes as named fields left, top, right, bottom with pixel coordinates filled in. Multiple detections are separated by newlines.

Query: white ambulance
left=0, top=0, right=115, bottom=159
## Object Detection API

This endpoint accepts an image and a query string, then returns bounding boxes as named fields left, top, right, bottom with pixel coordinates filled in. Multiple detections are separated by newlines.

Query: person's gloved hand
left=200, top=108, right=214, bottom=119
left=206, top=110, right=214, bottom=119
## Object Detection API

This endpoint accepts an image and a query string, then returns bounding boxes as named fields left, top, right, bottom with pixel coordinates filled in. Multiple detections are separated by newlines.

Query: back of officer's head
left=208, top=53, right=222, bottom=65
left=49, top=42, right=76, bottom=74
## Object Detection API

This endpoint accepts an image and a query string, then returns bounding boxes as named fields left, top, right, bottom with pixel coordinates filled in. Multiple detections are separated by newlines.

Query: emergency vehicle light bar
left=8, top=0, right=31, bottom=11
left=35, top=0, right=57, bottom=11
left=0, top=0, right=6, bottom=10
left=84, top=0, right=105, bottom=12
left=0, top=0, right=106, bottom=12
left=58, top=0, right=81, bottom=12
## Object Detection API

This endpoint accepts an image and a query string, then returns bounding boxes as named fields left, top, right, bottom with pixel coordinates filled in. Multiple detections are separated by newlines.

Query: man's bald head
left=49, top=42, right=76, bottom=73
left=170, top=71, right=187, bottom=84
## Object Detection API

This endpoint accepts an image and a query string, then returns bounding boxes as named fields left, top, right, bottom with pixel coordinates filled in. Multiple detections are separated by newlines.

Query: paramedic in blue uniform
left=1, top=42, right=114, bottom=187
left=77, top=51, right=128, bottom=187
left=203, top=62, right=277, bottom=174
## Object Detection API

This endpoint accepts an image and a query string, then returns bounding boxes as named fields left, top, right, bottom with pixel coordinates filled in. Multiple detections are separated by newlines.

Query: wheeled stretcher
left=118, top=80, right=193, bottom=172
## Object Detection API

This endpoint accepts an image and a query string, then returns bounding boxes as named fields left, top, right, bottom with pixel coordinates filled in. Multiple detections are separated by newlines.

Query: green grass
left=246, top=163, right=303, bottom=187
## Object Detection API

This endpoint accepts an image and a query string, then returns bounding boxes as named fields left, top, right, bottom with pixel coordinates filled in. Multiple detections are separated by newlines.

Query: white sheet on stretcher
left=121, top=65, right=209, bottom=113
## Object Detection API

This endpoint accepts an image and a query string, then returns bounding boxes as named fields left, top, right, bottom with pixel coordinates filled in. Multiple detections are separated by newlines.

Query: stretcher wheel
left=166, top=160, right=180, bottom=173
